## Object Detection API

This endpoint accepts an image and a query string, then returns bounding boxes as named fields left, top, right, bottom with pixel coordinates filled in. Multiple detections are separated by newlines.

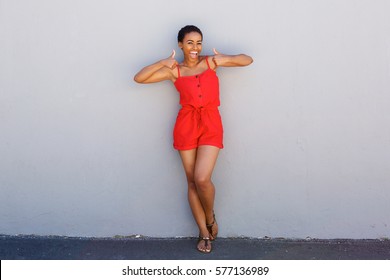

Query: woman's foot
left=197, top=235, right=212, bottom=253
left=206, top=212, right=218, bottom=241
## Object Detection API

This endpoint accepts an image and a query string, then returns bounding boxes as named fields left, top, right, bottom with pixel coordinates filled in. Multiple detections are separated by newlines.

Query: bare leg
left=194, top=145, right=219, bottom=232
left=179, top=145, right=220, bottom=252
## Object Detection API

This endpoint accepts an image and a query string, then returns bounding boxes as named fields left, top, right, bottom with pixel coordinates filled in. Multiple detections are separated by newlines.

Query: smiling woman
left=134, top=25, right=253, bottom=254
left=178, top=26, right=203, bottom=61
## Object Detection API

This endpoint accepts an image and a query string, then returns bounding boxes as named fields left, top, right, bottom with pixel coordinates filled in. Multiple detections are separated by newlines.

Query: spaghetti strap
left=177, top=65, right=181, bottom=78
left=205, top=56, right=211, bottom=69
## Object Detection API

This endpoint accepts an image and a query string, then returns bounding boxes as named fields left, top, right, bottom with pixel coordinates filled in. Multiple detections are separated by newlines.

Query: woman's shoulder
left=200, top=55, right=210, bottom=63
left=201, top=55, right=217, bottom=70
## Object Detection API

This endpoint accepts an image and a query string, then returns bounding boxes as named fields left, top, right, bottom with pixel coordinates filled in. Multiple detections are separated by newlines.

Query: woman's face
left=179, top=32, right=203, bottom=61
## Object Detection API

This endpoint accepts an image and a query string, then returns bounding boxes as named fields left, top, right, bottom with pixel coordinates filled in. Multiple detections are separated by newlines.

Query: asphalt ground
left=1, top=235, right=390, bottom=260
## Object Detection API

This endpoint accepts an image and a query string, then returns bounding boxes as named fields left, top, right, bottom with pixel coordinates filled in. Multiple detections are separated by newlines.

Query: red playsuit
left=173, top=57, right=223, bottom=150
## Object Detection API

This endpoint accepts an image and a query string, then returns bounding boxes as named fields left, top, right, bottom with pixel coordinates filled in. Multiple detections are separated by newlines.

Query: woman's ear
left=178, top=42, right=183, bottom=49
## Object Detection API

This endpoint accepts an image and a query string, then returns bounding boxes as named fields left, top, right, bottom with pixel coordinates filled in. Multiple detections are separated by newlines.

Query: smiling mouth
left=190, top=51, right=198, bottom=58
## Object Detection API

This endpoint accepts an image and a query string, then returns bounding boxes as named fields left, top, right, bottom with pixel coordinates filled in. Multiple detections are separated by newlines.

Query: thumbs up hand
left=161, top=49, right=178, bottom=69
left=212, top=48, right=226, bottom=67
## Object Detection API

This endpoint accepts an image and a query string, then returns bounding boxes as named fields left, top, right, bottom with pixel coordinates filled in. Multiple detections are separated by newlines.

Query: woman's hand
left=211, top=48, right=253, bottom=68
left=211, top=48, right=227, bottom=67
left=134, top=50, right=178, bottom=83
left=160, top=50, right=178, bottom=69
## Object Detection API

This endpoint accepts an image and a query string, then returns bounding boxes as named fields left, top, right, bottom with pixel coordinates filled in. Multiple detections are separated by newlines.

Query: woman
left=134, top=25, right=253, bottom=253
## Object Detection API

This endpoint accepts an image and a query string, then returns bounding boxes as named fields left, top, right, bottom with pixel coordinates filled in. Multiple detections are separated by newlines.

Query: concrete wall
left=1, top=0, right=389, bottom=238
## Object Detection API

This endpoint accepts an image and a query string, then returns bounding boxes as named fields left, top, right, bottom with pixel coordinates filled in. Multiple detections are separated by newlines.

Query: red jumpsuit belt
left=180, top=105, right=218, bottom=128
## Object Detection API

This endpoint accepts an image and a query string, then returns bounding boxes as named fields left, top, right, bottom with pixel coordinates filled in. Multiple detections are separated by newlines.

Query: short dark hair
left=177, top=25, right=203, bottom=43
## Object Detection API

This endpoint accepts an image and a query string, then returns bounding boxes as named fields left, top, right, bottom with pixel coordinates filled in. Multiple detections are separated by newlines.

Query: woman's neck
left=182, top=57, right=201, bottom=68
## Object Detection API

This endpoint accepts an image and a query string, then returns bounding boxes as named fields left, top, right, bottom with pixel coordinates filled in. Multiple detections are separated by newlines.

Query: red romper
left=173, top=57, right=224, bottom=150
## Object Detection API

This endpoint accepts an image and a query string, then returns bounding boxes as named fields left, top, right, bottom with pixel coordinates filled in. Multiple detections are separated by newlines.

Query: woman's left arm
left=211, top=48, right=253, bottom=68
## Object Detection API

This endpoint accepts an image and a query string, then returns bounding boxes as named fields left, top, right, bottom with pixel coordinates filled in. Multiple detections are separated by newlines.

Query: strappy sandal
left=197, top=236, right=212, bottom=253
left=206, top=212, right=218, bottom=241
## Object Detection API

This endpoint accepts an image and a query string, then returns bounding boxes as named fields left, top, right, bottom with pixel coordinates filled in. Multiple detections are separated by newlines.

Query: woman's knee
left=187, top=180, right=196, bottom=191
left=194, top=175, right=212, bottom=190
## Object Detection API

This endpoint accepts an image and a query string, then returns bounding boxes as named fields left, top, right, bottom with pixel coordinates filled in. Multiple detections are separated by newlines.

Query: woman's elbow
left=237, top=54, right=253, bottom=67
left=245, top=55, right=253, bottom=66
left=133, top=74, right=144, bottom=84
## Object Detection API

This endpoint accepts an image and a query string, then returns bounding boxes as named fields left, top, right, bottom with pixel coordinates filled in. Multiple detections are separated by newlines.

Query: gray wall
left=1, top=0, right=389, bottom=238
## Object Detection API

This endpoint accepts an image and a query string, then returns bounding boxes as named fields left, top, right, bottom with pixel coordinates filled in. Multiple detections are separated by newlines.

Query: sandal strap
left=198, top=236, right=211, bottom=241
left=197, top=236, right=211, bottom=253
left=206, top=213, right=216, bottom=227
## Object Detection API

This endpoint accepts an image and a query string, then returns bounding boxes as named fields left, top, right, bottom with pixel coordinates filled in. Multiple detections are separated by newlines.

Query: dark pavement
left=1, top=235, right=390, bottom=260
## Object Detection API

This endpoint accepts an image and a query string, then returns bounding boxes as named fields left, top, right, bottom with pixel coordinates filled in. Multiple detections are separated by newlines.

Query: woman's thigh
left=179, top=148, right=197, bottom=182
left=194, top=145, right=220, bottom=182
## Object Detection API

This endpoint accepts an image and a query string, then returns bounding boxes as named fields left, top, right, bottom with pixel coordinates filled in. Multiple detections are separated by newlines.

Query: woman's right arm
left=134, top=50, right=178, bottom=84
